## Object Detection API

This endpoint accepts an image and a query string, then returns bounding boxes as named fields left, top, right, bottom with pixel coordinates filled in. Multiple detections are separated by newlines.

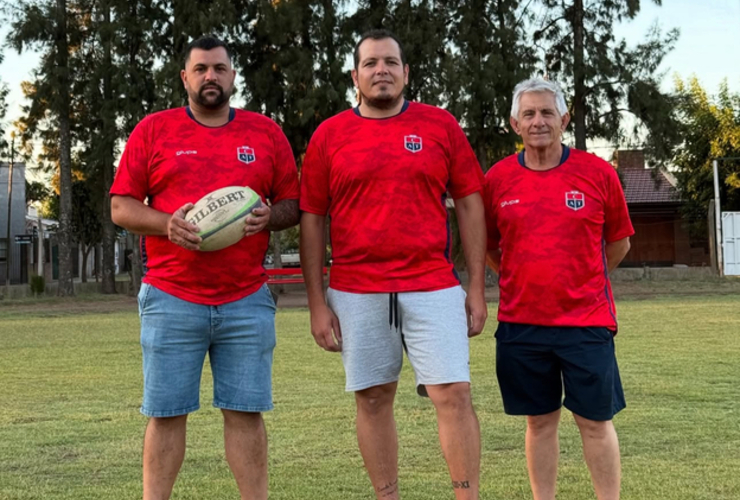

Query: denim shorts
left=137, top=282, right=276, bottom=417
left=495, top=322, right=626, bottom=421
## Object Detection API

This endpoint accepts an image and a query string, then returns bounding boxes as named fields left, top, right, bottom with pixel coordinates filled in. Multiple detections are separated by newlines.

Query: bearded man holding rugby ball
left=111, top=36, right=299, bottom=500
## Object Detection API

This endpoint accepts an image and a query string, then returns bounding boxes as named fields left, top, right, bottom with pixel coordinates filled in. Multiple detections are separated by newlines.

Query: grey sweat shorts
left=326, top=285, right=471, bottom=394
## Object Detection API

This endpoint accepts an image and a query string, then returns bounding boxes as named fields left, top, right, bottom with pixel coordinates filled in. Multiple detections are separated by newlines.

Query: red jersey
left=111, top=107, right=299, bottom=305
left=300, top=101, right=484, bottom=293
left=484, top=147, right=634, bottom=330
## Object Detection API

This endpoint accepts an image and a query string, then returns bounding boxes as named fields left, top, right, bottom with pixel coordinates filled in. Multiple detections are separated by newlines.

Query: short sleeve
left=603, top=167, right=634, bottom=243
left=269, top=125, right=299, bottom=204
left=299, top=125, right=331, bottom=215
left=110, top=120, right=151, bottom=201
left=445, top=114, right=484, bottom=199
left=483, top=172, right=501, bottom=251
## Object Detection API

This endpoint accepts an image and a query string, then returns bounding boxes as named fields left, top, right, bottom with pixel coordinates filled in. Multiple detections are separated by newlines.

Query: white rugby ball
left=185, top=186, right=263, bottom=251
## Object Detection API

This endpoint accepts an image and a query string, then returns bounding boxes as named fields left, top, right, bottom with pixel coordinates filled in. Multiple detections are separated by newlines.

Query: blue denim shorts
left=137, top=283, right=276, bottom=417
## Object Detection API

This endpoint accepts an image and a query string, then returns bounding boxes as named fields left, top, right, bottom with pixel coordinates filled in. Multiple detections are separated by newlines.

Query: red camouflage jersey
left=300, top=101, right=484, bottom=293
left=111, top=107, right=299, bottom=305
left=484, top=147, right=634, bottom=330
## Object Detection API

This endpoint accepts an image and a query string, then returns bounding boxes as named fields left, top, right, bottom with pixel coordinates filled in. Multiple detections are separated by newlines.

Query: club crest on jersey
left=237, top=146, right=255, bottom=164
left=565, top=191, right=585, bottom=211
left=404, top=135, right=422, bottom=153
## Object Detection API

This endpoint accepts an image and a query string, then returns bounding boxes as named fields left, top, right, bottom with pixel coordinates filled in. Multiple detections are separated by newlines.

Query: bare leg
left=355, top=382, right=399, bottom=499
left=425, top=383, right=480, bottom=500
left=526, top=409, right=561, bottom=500
left=143, top=415, right=188, bottom=500
left=573, top=414, right=620, bottom=500
left=222, top=410, right=268, bottom=500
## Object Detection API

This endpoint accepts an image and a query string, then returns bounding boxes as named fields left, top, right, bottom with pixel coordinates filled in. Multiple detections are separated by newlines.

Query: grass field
left=1, top=293, right=739, bottom=499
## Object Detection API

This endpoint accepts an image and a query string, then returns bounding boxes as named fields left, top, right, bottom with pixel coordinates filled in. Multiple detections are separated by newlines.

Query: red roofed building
left=615, top=150, right=709, bottom=267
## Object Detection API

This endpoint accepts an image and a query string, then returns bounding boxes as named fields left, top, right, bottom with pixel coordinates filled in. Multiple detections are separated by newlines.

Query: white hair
left=510, top=78, right=568, bottom=119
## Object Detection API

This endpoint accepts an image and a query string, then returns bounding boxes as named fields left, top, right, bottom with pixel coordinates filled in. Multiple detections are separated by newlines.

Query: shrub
left=30, top=275, right=45, bottom=296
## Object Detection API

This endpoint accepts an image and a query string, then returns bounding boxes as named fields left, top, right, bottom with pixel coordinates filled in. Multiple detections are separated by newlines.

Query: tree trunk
left=101, top=1, right=117, bottom=294
left=272, top=231, right=283, bottom=295
left=55, top=0, right=74, bottom=296
left=131, top=234, right=143, bottom=296
left=95, top=243, right=100, bottom=282
left=170, top=0, right=190, bottom=106
left=81, top=244, right=92, bottom=283
left=572, top=0, right=587, bottom=150
left=476, top=136, right=487, bottom=171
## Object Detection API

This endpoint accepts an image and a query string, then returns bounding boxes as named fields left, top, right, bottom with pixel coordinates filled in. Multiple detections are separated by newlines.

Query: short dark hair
left=353, top=29, right=406, bottom=69
left=183, top=36, right=232, bottom=67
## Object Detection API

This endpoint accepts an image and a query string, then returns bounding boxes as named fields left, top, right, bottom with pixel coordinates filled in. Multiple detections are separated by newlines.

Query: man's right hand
left=168, top=203, right=202, bottom=251
left=310, top=304, right=342, bottom=352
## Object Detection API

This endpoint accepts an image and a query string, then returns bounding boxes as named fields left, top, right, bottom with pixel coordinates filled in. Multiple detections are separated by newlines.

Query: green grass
left=0, top=295, right=739, bottom=499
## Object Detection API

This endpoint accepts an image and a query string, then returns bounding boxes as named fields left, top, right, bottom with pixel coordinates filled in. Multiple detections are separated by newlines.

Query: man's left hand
left=245, top=205, right=271, bottom=237
left=466, top=291, right=488, bottom=338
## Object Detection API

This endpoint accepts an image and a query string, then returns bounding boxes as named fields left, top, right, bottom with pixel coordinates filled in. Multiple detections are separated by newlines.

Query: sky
left=0, top=0, right=738, bottom=143
left=613, top=0, right=740, bottom=93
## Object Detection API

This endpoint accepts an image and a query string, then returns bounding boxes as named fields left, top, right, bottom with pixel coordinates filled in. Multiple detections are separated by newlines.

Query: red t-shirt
left=300, top=101, right=484, bottom=293
left=110, top=107, right=299, bottom=305
left=483, top=147, right=634, bottom=330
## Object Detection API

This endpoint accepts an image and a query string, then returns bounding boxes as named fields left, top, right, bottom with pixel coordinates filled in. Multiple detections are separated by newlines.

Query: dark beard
left=360, top=90, right=404, bottom=111
left=193, top=84, right=231, bottom=109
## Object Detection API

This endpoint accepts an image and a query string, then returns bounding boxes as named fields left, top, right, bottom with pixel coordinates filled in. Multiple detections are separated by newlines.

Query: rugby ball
left=185, top=186, right=263, bottom=251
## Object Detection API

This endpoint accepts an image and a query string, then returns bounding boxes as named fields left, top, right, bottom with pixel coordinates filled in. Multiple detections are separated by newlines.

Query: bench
left=266, top=267, right=327, bottom=285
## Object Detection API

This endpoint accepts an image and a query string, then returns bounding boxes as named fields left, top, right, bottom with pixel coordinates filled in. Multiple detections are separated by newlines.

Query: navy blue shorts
left=495, top=322, right=625, bottom=421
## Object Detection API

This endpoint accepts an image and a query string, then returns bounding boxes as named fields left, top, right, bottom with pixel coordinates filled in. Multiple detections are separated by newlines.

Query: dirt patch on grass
left=612, top=280, right=740, bottom=300
left=2, top=278, right=738, bottom=316
left=0, top=294, right=137, bottom=316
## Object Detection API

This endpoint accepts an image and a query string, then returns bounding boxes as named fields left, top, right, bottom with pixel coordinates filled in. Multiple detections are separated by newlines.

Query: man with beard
left=110, top=36, right=299, bottom=500
left=300, top=29, right=487, bottom=500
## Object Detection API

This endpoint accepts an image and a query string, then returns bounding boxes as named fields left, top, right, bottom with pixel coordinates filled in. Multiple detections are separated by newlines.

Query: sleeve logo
left=565, top=190, right=585, bottom=211
left=237, top=146, right=256, bottom=164
left=404, top=135, right=422, bottom=153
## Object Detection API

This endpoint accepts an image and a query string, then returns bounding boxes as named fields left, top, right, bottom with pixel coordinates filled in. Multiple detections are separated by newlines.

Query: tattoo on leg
left=452, top=480, right=470, bottom=489
left=377, top=478, right=398, bottom=497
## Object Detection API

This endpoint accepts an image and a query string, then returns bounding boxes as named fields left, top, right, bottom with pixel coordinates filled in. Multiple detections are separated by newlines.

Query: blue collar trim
left=353, top=99, right=409, bottom=119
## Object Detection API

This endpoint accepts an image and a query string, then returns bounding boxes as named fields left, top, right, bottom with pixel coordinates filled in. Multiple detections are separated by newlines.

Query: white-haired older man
left=483, top=78, right=633, bottom=500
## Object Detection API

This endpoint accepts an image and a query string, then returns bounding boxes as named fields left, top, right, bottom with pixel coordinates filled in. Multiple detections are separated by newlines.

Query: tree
left=535, top=0, right=680, bottom=161
left=53, top=0, right=75, bottom=296
left=0, top=71, right=8, bottom=158
left=672, top=77, right=740, bottom=232
left=25, top=180, right=50, bottom=206
left=7, top=0, right=81, bottom=295
left=111, top=0, right=160, bottom=294
left=98, top=0, right=117, bottom=293
left=446, top=0, right=537, bottom=168
left=65, top=0, right=119, bottom=292
left=69, top=180, right=103, bottom=283
left=112, top=0, right=158, bottom=134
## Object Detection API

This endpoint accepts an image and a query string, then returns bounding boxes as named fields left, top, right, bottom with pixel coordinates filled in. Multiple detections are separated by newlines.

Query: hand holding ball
left=184, top=186, right=263, bottom=251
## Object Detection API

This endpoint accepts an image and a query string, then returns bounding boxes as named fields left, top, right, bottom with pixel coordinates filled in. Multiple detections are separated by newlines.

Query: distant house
left=25, top=206, right=126, bottom=284
left=2, top=161, right=125, bottom=287
left=0, top=161, right=27, bottom=285
left=615, top=150, right=709, bottom=267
